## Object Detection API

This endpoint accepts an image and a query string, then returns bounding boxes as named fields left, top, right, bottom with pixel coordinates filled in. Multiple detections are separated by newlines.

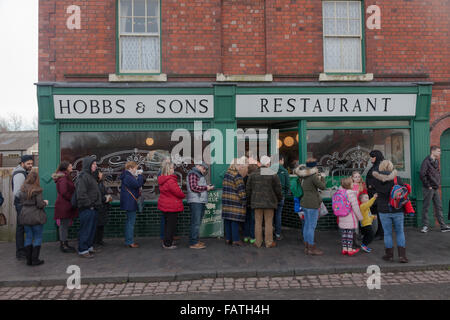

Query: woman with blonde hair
left=157, top=160, right=185, bottom=249
left=372, top=160, right=408, bottom=263
left=222, top=158, right=247, bottom=246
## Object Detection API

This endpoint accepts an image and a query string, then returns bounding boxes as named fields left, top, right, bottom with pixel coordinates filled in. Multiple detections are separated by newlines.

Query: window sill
left=109, top=74, right=167, bottom=82
left=319, top=73, right=374, bottom=82
left=216, top=73, right=273, bottom=82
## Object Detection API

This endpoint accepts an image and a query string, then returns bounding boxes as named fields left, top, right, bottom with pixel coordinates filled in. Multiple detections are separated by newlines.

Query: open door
left=441, top=129, right=450, bottom=221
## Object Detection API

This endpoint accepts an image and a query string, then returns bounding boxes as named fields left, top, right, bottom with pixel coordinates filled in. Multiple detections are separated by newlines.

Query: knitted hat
left=20, top=155, right=33, bottom=163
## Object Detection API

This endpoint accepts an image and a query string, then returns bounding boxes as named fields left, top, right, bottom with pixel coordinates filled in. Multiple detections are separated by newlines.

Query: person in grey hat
left=186, top=162, right=214, bottom=249
left=12, top=154, right=34, bottom=260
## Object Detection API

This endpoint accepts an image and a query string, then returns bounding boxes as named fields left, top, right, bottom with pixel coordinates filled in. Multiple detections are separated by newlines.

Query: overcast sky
left=0, top=0, right=38, bottom=129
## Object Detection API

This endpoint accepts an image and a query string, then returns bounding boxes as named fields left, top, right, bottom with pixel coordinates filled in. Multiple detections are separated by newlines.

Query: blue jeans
left=24, top=224, right=44, bottom=247
left=189, top=203, right=206, bottom=245
left=243, top=207, right=255, bottom=239
left=78, top=209, right=98, bottom=254
left=125, top=211, right=137, bottom=245
left=224, top=219, right=241, bottom=242
left=379, top=213, right=405, bottom=248
left=303, top=208, right=319, bottom=245
left=274, top=198, right=285, bottom=237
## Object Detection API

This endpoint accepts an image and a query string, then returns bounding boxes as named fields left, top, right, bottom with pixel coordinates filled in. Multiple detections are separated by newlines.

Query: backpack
left=332, top=188, right=352, bottom=217
left=290, top=177, right=303, bottom=198
left=389, top=177, right=409, bottom=210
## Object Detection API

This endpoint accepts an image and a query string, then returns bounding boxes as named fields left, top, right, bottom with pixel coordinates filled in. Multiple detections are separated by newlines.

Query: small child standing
left=359, top=193, right=378, bottom=253
left=335, top=177, right=364, bottom=256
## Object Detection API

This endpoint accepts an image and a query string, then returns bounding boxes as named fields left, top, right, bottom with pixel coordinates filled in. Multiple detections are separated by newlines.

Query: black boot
left=63, top=241, right=76, bottom=253
left=60, top=241, right=70, bottom=253
left=31, top=246, right=44, bottom=266
left=25, top=245, right=33, bottom=266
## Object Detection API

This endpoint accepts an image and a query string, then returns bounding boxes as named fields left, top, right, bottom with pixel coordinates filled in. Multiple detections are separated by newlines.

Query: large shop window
left=306, top=127, right=411, bottom=197
left=119, top=0, right=161, bottom=73
left=322, top=1, right=363, bottom=73
left=60, top=131, right=209, bottom=201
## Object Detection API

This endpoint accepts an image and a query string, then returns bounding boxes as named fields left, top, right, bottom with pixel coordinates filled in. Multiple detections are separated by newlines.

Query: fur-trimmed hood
left=52, top=171, right=67, bottom=182
left=372, top=170, right=398, bottom=183
left=294, top=165, right=318, bottom=178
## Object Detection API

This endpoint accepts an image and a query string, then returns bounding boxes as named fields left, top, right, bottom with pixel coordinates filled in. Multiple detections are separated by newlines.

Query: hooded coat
left=371, top=169, right=404, bottom=214
left=75, top=156, right=102, bottom=211
left=53, top=171, right=78, bottom=220
left=246, top=167, right=282, bottom=209
left=294, top=165, right=326, bottom=209
left=157, top=174, right=185, bottom=213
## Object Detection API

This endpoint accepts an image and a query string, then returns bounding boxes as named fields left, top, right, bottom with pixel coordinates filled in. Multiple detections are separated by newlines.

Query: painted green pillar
left=412, top=84, right=432, bottom=228
left=37, top=85, right=59, bottom=242
left=212, top=85, right=236, bottom=188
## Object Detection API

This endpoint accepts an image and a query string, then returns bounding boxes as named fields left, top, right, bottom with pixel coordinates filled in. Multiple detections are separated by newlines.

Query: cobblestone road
left=1, top=270, right=450, bottom=300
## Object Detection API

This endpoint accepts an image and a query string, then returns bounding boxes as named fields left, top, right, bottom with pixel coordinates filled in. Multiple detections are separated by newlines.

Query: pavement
left=1, top=227, right=450, bottom=287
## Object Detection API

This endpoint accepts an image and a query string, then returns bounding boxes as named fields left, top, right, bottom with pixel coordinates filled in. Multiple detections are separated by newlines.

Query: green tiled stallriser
left=67, top=199, right=418, bottom=240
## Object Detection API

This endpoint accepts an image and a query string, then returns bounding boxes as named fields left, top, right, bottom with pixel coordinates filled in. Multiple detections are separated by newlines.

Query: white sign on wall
left=236, top=94, right=417, bottom=118
left=53, top=95, right=214, bottom=119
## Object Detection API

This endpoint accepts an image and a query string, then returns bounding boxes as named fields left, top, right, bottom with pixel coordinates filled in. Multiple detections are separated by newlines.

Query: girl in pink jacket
left=338, top=177, right=364, bottom=256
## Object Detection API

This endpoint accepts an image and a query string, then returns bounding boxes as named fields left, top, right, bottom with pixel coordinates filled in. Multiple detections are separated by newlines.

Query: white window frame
left=322, top=1, right=363, bottom=73
left=118, top=0, right=161, bottom=74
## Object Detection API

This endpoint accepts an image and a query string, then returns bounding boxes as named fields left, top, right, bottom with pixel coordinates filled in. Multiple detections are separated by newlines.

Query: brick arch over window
left=430, top=113, right=450, bottom=147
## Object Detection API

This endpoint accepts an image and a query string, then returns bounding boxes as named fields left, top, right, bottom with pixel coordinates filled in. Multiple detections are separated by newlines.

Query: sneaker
left=243, top=237, right=250, bottom=243
left=249, top=239, right=256, bottom=244
left=189, top=243, right=206, bottom=249
left=441, top=226, right=450, bottom=233
left=79, top=252, right=94, bottom=259
left=347, top=248, right=360, bottom=256
left=163, top=245, right=177, bottom=250
left=275, top=235, right=283, bottom=241
left=421, top=226, right=429, bottom=233
left=361, top=244, right=372, bottom=253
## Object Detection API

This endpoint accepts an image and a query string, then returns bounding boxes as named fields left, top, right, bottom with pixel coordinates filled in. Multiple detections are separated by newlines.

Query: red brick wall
left=39, top=0, right=449, bottom=138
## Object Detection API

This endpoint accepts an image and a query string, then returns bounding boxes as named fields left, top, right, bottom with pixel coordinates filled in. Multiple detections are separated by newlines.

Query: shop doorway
left=441, top=129, right=450, bottom=222
left=237, top=120, right=299, bottom=173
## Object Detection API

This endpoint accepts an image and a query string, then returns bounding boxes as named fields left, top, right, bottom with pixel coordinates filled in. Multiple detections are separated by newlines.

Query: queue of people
left=8, top=145, right=448, bottom=266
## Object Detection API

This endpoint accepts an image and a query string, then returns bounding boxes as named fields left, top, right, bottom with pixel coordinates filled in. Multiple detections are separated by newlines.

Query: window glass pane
left=341, top=38, right=360, bottom=71
left=335, top=1, right=348, bottom=19
left=60, top=131, right=210, bottom=201
left=133, top=0, right=146, bottom=17
left=323, top=18, right=336, bottom=35
left=147, top=0, right=159, bottom=17
left=121, top=36, right=141, bottom=71
left=306, top=129, right=411, bottom=195
left=336, top=18, right=348, bottom=35
left=147, top=17, right=159, bottom=33
left=141, top=37, right=160, bottom=71
left=348, top=2, right=360, bottom=18
left=323, top=2, right=335, bottom=18
left=120, top=17, right=133, bottom=33
left=134, top=17, right=146, bottom=33
left=349, top=19, right=361, bottom=36
left=324, top=37, right=340, bottom=71
left=120, top=0, right=132, bottom=17
left=278, top=131, right=300, bottom=174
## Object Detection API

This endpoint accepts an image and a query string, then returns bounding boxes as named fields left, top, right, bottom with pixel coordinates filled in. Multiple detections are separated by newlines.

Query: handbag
left=0, top=213, right=6, bottom=226
left=19, top=208, right=47, bottom=226
left=319, top=202, right=329, bottom=217
left=125, top=187, right=144, bottom=213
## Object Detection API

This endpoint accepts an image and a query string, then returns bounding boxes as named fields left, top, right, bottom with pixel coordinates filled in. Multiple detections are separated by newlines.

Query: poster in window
left=391, top=133, right=404, bottom=170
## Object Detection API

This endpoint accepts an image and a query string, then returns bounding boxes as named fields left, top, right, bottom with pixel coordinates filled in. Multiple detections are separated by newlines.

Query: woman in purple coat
left=53, top=161, right=78, bottom=253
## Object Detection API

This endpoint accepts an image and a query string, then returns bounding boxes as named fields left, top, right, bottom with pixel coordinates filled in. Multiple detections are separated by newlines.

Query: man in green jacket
left=273, top=155, right=290, bottom=240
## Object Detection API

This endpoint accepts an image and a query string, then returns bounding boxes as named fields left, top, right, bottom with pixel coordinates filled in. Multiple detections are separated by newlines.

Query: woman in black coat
left=366, top=150, right=384, bottom=239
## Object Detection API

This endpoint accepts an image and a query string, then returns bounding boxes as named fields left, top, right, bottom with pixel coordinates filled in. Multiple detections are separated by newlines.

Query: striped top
left=221, top=168, right=247, bottom=222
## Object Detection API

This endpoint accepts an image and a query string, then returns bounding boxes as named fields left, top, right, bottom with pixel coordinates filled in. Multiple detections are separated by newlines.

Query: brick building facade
left=37, top=0, right=449, bottom=241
